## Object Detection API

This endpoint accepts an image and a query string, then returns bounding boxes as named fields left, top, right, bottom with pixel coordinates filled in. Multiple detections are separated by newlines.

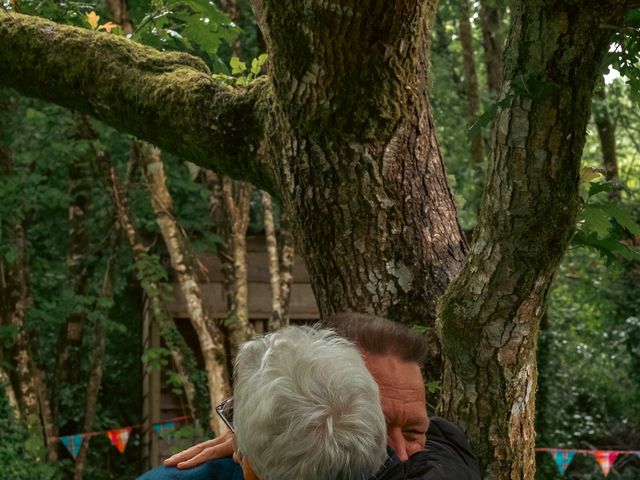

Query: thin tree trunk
left=594, top=90, right=620, bottom=200
left=0, top=364, right=20, bottom=420
left=262, top=191, right=283, bottom=331
left=263, top=192, right=295, bottom=330
left=221, top=178, right=254, bottom=352
left=458, top=0, right=484, bottom=168
left=73, top=245, right=118, bottom=480
left=102, top=147, right=199, bottom=424
left=141, top=146, right=231, bottom=435
left=478, top=0, right=503, bottom=96
left=277, top=210, right=294, bottom=325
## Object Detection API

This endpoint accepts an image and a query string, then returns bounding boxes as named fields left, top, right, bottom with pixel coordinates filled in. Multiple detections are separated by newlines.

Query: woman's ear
left=240, top=456, right=260, bottom=480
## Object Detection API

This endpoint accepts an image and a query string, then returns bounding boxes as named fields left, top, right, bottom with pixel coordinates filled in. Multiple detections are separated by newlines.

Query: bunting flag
left=106, top=427, right=133, bottom=454
left=552, top=449, right=575, bottom=475
left=60, top=434, right=84, bottom=459
left=594, top=450, right=619, bottom=477
left=152, top=421, right=176, bottom=440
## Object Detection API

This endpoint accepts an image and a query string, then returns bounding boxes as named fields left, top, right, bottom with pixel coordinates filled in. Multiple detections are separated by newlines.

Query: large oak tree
left=1, top=1, right=635, bottom=477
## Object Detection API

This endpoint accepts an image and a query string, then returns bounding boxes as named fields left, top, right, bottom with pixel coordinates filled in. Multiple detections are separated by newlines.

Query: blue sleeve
left=137, top=457, right=244, bottom=480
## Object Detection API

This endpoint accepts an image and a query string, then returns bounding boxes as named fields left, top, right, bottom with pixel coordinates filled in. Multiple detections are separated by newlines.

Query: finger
left=164, top=432, right=233, bottom=466
left=176, top=440, right=235, bottom=469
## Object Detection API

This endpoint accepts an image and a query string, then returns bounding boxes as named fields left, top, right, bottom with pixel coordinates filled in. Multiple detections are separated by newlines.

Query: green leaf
left=230, top=57, right=246, bottom=75
left=581, top=205, right=612, bottom=239
left=410, top=324, right=429, bottom=334
left=250, top=54, right=268, bottom=75
left=599, top=202, right=640, bottom=235
left=467, top=95, right=513, bottom=141
left=573, top=231, right=640, bottom=263
left=511, top=74, right=559, bottom=101
left=587, top=181, right=613, bottom=198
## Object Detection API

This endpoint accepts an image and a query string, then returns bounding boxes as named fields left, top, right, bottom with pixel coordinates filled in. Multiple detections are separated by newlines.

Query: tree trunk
left=478, top=0, right=503, bottom=96
left=262, top=191, right=283, bottom=330
left=0, top=364, right=20, bottom=420
left=141, top=146, right=231, bottom=435
left=102, top=147, right=200, bottom=424
left=253, top=1, right=466, bottom=375
left=73, top=246, right=118, bottom=480
left=438, top=2, right=630, bottom=478
left=221, top=178, right=254, bottom=353
left=458, top=0, right=484, bottom=169
left=594, top=89, right=620, bottom=199
left=278, top=210, right=294, bottom=325
left=263, top=192, right=295, bottom=330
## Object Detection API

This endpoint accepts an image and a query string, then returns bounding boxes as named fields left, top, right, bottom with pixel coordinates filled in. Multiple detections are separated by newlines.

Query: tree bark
left=438, top=2, right=630, bottom=478
left=221, top=178, right=254, bottom=353
left=262, top=192, right=295, bottom=330
left=255, top=2, right=466, bottom=367
left=478, top=0, right=503, bottom=96
left=262, top=191, right=283, bottom=330
left=278, top=210, right=294, bottom=325
left=141, top=146, right=231, bottom=435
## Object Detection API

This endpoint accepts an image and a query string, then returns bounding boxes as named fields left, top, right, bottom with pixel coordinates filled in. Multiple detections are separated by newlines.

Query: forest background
left=0, top=0, right=639, bottom=479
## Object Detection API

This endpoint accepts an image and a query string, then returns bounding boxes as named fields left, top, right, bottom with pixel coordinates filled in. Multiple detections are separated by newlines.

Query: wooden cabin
left=141, top=236, right=319, bottom=469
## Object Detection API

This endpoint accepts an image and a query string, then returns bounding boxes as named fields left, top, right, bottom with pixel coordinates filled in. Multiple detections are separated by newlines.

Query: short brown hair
left=320, top=312, right=428, bottom=364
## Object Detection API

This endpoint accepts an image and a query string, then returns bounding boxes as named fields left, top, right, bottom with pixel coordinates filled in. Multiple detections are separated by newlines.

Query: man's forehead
left=362, top=352, right=425, bottom=393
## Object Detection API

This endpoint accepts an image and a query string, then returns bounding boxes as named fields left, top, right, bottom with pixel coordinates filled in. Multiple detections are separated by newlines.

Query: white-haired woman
left=229, top=326, right=389, bottom=480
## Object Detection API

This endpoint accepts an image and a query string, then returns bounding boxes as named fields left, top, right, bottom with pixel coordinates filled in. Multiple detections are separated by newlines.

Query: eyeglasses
left=215, top=396, right=235, bottom=433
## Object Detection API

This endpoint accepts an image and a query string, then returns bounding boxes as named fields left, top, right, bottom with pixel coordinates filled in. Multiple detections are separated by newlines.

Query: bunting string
left=52, top=416, right=189, bottom=459
left=536, top=448, right=640, bottom=477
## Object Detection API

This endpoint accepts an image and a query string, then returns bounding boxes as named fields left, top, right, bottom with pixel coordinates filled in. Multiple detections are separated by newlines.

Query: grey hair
left=233, top=326, right=387, bottom=480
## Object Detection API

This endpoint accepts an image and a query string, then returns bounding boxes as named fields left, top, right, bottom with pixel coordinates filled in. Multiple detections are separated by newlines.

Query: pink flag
left=105, top=427, right=132, bottom=454
left=594, top=450, right=619, bottom=477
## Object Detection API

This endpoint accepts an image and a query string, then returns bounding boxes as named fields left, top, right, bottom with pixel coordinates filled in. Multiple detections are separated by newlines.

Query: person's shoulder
left=404, top=417, right=480, bottom=480
left=136, top=457, right=243, bottom=480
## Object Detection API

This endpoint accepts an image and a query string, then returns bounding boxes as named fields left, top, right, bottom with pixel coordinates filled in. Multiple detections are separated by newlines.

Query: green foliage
left=573, top=176, right=640, bottom=262
left=536, top=250, right=640, bottom=479
left=212, top=53, right=268, bottom=87
left=0, top=384, right=60, bottom=479
left=605, top=9, right=640, bottom=105
left=132, top=0, right=240, bottom=72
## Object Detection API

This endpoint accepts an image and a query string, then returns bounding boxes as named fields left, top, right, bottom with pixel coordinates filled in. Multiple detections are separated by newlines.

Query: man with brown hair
left=142, top=313, right=479, bottom=479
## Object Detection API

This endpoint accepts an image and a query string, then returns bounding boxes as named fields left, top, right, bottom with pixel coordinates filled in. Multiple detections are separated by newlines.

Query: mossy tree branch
left=0, top=12, right=275, bottom=190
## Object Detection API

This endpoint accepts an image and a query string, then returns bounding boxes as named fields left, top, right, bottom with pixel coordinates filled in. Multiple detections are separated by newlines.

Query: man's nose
left=387, top=427, right=409, bottom=461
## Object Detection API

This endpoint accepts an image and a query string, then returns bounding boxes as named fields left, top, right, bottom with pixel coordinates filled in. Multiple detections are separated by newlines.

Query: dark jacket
left=371, top=417, right=480, bottom=480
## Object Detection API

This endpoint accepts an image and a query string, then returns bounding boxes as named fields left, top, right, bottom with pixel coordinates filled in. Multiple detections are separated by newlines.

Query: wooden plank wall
left=142, top=236, right=319, bottom=468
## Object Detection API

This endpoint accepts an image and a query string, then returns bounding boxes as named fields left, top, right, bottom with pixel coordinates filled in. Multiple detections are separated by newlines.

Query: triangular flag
left=594, top=450, right=619, bottom=477
left=105, top=427, right=132, bottom=454
left=152, top=421, right=175, bottom=440
left=60, top=434, right=84, bottom=459
left=552, top=449, right=575, bottom=475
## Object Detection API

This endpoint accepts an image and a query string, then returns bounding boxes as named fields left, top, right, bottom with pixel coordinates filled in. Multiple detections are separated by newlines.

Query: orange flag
left=105, top=427, right=132, bottom=454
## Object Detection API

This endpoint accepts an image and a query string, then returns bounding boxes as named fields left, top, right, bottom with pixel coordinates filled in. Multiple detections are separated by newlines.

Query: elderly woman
left=230, top=326, right=388, bottom=480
